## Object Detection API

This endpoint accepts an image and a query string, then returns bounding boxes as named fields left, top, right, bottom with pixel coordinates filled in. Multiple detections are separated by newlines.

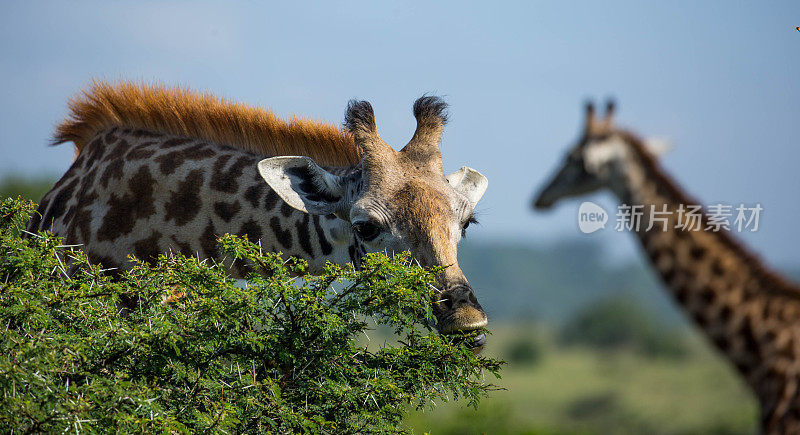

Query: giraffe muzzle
left=433, top=283, right=488, bottom=352
left=533, top=193, right=555, bottom=209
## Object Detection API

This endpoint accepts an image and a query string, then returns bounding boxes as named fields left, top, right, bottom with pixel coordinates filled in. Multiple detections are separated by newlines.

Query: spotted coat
left=30, top=127, right=352, bottom=276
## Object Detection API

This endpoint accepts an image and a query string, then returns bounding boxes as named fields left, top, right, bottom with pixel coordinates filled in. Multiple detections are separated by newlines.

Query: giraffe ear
left=445, top=166, right=488, bottom=206
left=257, top=157, right=348, bottom=215
left=644, top=137, right=672, bottom=158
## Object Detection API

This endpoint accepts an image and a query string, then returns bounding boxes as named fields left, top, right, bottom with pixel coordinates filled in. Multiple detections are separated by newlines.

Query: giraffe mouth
left=441, top=328, right=487, bottom=354
left=451, top=332, right=486, bottom=355
left=470, top=333, right=487, bottom=350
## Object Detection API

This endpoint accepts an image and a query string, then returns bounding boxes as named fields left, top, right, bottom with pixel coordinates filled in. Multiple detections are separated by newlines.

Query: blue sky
left=1, top=1, right=799, bottom=266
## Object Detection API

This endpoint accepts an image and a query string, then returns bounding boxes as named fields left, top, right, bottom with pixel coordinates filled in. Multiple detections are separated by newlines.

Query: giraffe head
left=533, top=100, right=670, bottom=209
left=257, top=96, right=489, bottom=347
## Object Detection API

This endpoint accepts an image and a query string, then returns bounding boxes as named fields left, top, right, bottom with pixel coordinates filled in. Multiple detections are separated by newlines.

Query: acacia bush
left=0, top=197, right=501, bottom=433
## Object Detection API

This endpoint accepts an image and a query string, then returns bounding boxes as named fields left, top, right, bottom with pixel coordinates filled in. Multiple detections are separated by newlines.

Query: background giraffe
left=29, top=82, right=490, bottom=345
left=533, top=102, right=800, bottom=433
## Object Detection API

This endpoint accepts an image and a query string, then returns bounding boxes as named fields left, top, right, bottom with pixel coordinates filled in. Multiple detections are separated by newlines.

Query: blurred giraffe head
left=533, top=100, right=670, bottom=209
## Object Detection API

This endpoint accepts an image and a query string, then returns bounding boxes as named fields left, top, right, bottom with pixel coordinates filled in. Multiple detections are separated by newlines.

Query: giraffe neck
left=606, top=139, right=800, bottom=430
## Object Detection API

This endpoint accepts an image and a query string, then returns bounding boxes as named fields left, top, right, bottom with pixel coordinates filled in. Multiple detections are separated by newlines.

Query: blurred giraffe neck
left=607, top=134, right=800, bottom=433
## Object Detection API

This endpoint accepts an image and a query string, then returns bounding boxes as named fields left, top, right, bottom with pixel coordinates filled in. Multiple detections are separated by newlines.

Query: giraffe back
left=30, top=126, right=348, bottom=276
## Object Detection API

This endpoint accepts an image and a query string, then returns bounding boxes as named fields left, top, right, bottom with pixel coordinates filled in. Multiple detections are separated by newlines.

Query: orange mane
left=53, top=81, right=361, bottom=167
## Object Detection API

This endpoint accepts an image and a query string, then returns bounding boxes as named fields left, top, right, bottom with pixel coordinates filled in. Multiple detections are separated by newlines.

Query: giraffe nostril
left=441, top=296, right=454, bottom=310
left=468, top=292, right=478, bottom=305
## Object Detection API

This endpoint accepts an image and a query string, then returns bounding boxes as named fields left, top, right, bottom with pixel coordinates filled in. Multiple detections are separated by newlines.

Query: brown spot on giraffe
left=270, top=217, right=293, bottom=250
left=312, top=215, right=333, bottom=256
left=65, top=169, right=100, bottom=243
left=126, top=142, right=158, bottom=160
left=239, top=219, right=262, bottom=243
left=263, top=189, right=279, bottom=211
left=169, top=235, right=194, bottom=257
left=84, top=136, right=106, bottom=163
left=97, top=165, right=156, bottom=241
left=164, top=169, right=204, bottom=226
left=214, top=200, right=242, bottom=222
left=690, top=245, right=706, bottom=260
left=243, top=184, right=263, bottom=209
left=295, top=214, right=314, bottom=256
left=87, top=254, right=122, bottom=273
left=99, top=155, right=125, bottom=188
left=134, top=231, right=162, bottom=265
left=67, top=191, right=97, bottom=244
left=280, top=201, right=294, bottom=218
left=200, top=220, right=219, bottom=261
left=102, top=138, right=130, bottom=162
left=162, top=137, right=193, bottom=148
left=211, top=155, right=254, bottom=193
left=40, top=176, right=79, bottom=231
left=103, top=128, right=119, bottom=145
left=153, top=143, right=216, bottom=175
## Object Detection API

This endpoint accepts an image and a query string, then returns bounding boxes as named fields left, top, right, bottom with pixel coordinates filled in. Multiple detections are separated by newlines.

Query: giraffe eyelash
left=461, top=216, right=478, bottom=238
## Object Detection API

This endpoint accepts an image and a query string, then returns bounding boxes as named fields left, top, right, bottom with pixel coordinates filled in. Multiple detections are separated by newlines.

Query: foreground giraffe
left=533, top=102, right=800, bottom=433
left=29, top=82, right=489, bottom=347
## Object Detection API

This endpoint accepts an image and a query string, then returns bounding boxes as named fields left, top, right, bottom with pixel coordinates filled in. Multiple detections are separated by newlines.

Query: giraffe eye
left=352, top=221, right=381, bottom=241
left=461, top=216, right=478, bottom=238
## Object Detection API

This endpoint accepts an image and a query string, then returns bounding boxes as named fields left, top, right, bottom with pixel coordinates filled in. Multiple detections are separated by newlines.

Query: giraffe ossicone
left=29, top=82, right=489, bottom=348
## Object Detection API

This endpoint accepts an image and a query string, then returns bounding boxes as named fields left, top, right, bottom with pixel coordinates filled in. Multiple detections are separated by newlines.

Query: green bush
left=0, top=197, right=501, bottom=433
left=504, top=337, right=543, bottom=366
left=560, top=296, right=688, bottom=359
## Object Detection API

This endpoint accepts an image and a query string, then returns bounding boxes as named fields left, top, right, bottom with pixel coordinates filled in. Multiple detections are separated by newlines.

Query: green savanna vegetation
left=404, top=327, right=757, bottom=434
left=1, top=197, right=501, bottom=433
